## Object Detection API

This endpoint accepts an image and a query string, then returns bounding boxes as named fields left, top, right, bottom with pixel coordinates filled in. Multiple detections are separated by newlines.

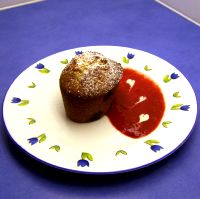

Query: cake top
left=60, top=51, right=123, bottom=98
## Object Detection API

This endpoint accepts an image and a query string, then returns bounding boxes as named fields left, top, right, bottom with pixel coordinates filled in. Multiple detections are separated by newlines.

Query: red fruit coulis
left=106, top=68, right=165, bottom=138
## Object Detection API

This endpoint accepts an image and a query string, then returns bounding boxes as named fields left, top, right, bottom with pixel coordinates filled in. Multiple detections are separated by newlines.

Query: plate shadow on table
left=2, top=122, right=197, bottom=187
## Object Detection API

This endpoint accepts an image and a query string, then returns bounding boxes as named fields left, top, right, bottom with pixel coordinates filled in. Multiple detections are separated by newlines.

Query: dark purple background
left=0, top=0, right=199, bottom=198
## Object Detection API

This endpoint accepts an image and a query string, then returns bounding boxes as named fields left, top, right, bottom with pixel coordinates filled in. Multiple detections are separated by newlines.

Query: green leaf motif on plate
left=18, top=100, right=29, bottom=106
left=81, top=152, right=93, bottom=161
left=49, top=145, right=60, bottom=152
left=60, top=59, right=68, bottom=64
left=162, top=121, right=172, bottom=128
left=38, top=133, right=46, bottom=143
left=27, top=118, right=36, bottom=125
left=163, top=74, right=171, bottom=83
left=173, top=91, right=181, bottom=98
left=144, top=65, right=152, bottom=71
left=28, top=82, right=36, bottom=88
left=115, top=150, right=127, bottom=156
left=122, top=56, right=129, bottom=64
left=144, top=140, right=160, bottom=146
left=39, top=68, right=50, bottom=74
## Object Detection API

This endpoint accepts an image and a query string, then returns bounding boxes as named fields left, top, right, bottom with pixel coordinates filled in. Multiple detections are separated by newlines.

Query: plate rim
left=2, top=45, right=198, bottom=174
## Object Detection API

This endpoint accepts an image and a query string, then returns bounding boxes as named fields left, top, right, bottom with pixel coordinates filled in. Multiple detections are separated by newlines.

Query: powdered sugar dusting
left=60, top=51, right=123, bottom=97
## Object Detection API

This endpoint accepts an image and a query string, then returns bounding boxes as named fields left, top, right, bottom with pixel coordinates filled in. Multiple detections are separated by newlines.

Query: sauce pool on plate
left=106, top=68, right=165, bottom=138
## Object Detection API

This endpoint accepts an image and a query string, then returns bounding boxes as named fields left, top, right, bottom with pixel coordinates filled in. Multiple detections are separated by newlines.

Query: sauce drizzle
left=106, top=68, right=165, bottom=138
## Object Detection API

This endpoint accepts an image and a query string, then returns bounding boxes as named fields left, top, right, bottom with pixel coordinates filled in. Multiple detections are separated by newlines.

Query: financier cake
left=59, top=51, right=123, bottom=123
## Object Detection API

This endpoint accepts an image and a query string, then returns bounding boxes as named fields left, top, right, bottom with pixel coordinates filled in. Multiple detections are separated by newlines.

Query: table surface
left=0, top=0, right=200, bottom=198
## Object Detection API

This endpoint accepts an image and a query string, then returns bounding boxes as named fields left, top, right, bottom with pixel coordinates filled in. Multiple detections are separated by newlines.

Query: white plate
left=3, top=46, right=197, bottom=174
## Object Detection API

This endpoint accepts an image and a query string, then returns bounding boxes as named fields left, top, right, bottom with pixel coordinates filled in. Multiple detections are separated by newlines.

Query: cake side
left=59, top=51, right=123, bottom=122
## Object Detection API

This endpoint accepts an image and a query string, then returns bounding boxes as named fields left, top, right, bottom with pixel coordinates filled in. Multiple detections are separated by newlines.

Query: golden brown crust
left=60, top=51, right=123, bottom=98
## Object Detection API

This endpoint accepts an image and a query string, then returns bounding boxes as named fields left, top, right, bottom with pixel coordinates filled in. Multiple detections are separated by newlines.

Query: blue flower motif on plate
left=180, top=105, right=190, bottom=111
left=75, top=51, right=83, bottom=55
left=77, top=152, right=93, bottom=167
left=127, top=53, right=135, bottom=59
left=27, top=137, right=38, bottom=145
left=151, top=145, right=164, bottom=152
left=27, top=134, right=46, bottom=145
left=35, top=63, right=45, bottom=69
left=163, top=73, right=180, bottom=83
left=35, top=63, right=50, bottom=74
left=170, top=73, right=179, bottom=79
left=11, top=97, right=21, bottom=103
left=122, top=52, right=135, bottom=64
left=77, top=159, right=89, bottom=167
left=171, top=104, right=190, bottom=111
left=11, top=97, right=29, bottom=106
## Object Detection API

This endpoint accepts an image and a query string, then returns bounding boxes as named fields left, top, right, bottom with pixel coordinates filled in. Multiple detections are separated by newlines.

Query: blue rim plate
left=3, top=46, right=197, bottom=174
